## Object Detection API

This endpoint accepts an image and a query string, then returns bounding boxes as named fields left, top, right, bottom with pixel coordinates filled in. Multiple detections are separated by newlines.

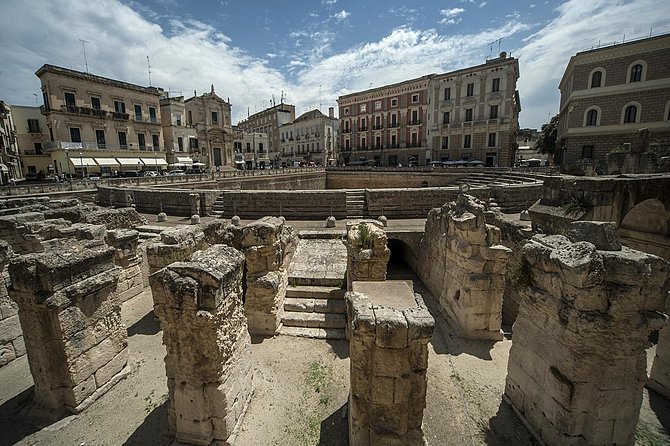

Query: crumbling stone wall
left=344, top=220, right=390, bottom=290
left=107, top=230, right=144, bottom=303
left=505, top=222, right=669, bottom=446
left=346, top=284, right=434, bottom=445
left=8, top=241, right=128, bottom=415
left=0, top=240, right=23, bottom=367
left=418, top=194, right=511, bottom=340
left=241, top=217, right=298, bottom=335
left=150, top=245, right=253, bottom=445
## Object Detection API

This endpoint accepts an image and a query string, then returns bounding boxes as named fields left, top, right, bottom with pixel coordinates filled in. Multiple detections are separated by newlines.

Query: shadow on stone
left=127, top=311, right=160, bottom=337
left=318, top=403, right=348, bottom=446
left=122, top=400, right=171, bottom=446
left=0, top=386, right=61, bottom=446
left=250, top=334, right=270, bottom=345
left=326, top=338, right=349, bottom=359
left=649, top=388, right=670, bottom=435
left=482, top=399, right=538, bottom=446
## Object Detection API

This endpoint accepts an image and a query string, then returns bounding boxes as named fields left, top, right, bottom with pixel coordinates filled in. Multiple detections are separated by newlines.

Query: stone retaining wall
left=218, top=190, right=347, bottom=220
left=366, top=187, right=490, bottom=219
left=97, top=185, right=220, bottom=217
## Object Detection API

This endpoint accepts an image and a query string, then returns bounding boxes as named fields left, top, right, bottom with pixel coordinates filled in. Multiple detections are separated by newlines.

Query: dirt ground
left=1, top=269, right=670, bottom=446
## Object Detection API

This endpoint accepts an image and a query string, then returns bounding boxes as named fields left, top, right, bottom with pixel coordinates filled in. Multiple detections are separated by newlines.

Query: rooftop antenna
left=79, top=39, right=90, bottom=73
left=319, top=84, right=322, bottom=112
left=147, top=56, right=152, bottom=87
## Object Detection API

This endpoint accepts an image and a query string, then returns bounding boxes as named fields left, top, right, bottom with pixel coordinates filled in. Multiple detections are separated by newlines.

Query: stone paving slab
left=288, top=239, right=347, bottom=285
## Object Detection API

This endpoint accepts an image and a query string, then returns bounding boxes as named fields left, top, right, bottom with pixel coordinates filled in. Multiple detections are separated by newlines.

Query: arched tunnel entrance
left=387, top=238, right=417, bottom=280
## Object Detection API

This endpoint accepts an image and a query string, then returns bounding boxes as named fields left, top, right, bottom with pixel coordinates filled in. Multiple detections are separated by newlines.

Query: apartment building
left=36, top=64, right=168, bottom=176
left=557, top=33, right=670, bottom=166
left=184, top=85, right=233, bottom=169
left=159, top=95, right=199, bottom=169
left=232, top=131, right=270, bottom=169
left=0, top=101, right=22, bottom=183
left=237, top=103, right=296, bottom=166
left=278, top=108, right=338, bottom=166
left=337, top=53, right=520, bottom=167
left=11, top=105, right=50, bottom=178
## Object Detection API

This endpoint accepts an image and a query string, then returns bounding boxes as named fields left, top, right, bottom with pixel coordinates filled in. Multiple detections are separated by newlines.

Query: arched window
left=591, top=71, right=602, bottom=88
left=624, top=105, right=637, bottom=123
left=630, top=64, right=643, bottom=82
left=586, top=109, right=598, bottom=126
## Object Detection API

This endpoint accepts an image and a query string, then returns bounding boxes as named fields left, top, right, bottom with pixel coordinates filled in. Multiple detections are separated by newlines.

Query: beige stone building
left=159, top=96, right=198, bottom=170
left=237, top=103, right=296, bottom=167
left=232, top=131, right=270, bottom=170
left=183, top=86, right=233, bottom=170
left=556, top=33, right=670, bottom=166
left=338, top=54, right=520, bottom=167
left=0, top=102, right=22, bottom=183
left=11, top=105, right=50, bottom=179
left=36, top=64, right=168, bottom=176
left=278, top=108, right=338, bottom=166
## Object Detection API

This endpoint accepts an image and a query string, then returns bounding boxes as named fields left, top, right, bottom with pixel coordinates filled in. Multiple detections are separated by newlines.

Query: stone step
left=288, top=275, right=344, bottom=287
left=286, top=285, right=346, bottom=299
left=298, top=229, right=346, bottom=239
left=284, top=297, right=347, bottom=313
left=279, top=326, right=346, bottom=340
left=136, top=224, right=166, bottom=234
left=282, top=311, right=347, bottom=329
left=138, top=232, right=161, bottom=240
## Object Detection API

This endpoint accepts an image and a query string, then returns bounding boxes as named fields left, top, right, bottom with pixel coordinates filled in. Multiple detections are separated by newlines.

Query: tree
left=536, top=114, right=559, bottom=154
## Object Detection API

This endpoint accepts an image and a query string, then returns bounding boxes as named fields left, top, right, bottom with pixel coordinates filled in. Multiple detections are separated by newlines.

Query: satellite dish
left=459, top=183, right=470, bottom=193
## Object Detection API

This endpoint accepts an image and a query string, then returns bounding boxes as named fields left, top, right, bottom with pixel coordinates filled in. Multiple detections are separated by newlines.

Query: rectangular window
left=492, top=77, right=500, bottom=92
left=149, top=107, right=157, bottom=123
left=375, top=100, right=382, bottom=110
left=114, top=100, right=126, bottom=113
left=64, top=92, right=76, bottom=106
left=360, top=104, right=367, bottom=113
left=344, top=107, right=350, bottom=115
left=134, top=104, right=142, bottom=120
left=488, top=132, right=496, bottom=147
left=411, top=133, right=418, bottom=146
left=463, top=134, right=472, bottom=149
left=391, top=98, right=398, bottom=107
left=246, top=142, right=251, bottom=152
left=375, top=116, right=381, bottom=129
left=411, top=110, right=418, bottom=124
left=465, top=109, right=473, bottom=121
left=175, top=114, right=182, bottom=126
left=345, top=139, right=350, bottom=149
left=466, top=83, right=474, bottom=97
left=490, top=105, right=499, bottom=119
left=444, top=88, right=451, bottom=100
left=96, top=130, right=106, bottom=148
left=361, top=137, right=366, bottom=148
left=138, top=133, right=146, bottom=149
left=581, top=145, right=594, bottom=159
left=391, top=134, right=397, bottom=147
left=178, top=137, right=183, bottom=151
left=27, top=119, right=40, bottom=133
left=69, top=127, right=81, bottom=143
left=211, top=111, right=218, bottom=123
left=391, top=114, right=398, bottom=127
left=375, top=136, right=381, bottom=148
left=91, top=97, right=101, bottom=110
left=34, top=143, right=43, bottom=155
left=190, top=138, right=199, bottom=149
left=152, top=134, right=159, bottom=150
left=412, top=94, right=419, bottom=103
left=442, top=112, right=450, bottom=125
left=441, top=136, right=449, bottom=150
left=118, top=131, right=127, bottom=149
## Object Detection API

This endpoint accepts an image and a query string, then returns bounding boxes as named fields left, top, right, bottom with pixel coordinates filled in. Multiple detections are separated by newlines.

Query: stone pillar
left=427, top=194, right=511, bottom=340
left=107, top=229, right=143, bottom=302
left=241, top=217, right=297, bottom=336
left=189, top=193, right=201, bottom=216
left=648, top=290, right=670, bottom=399
left=505, top=222, right=669, bottom=446
left=8, top=242, right=127, bottom=416
left=344, top=220, right=390, bottom=290
left=0, top=240, right=24, bottom=368
left=150, top=245, right=253, bottom=446
left=346, top=281, right=434, bottom=446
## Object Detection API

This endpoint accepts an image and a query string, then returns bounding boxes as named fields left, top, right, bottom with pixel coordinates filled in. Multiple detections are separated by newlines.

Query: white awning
left=116, top=157, right=144, bottom=166
left=176, top=156, right=193, bottom=165
left=70, top=157, right=97, bottom=167
left=169, top=163, right=186, bottom=167
left=139, top=157, right=168, bottom=166
left=192, top=162, right=207, bottom=166
left=94, top=158, right=121, bottom=166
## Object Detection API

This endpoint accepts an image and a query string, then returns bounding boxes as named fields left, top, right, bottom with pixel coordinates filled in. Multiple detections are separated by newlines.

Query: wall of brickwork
left=218, top=190, right=348, bottom=220
left=562, top=131, right=670, bottom=166
left=366, top=187, right=490, bottom=218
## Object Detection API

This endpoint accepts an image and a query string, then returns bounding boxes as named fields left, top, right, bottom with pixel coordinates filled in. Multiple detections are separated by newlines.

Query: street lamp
left=64, top=147, right=70, bottom=180
left=79, top=151, right=83, bottom=178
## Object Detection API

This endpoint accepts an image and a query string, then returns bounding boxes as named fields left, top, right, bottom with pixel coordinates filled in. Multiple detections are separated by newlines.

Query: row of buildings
left=1, top=33, right=667, bottom=183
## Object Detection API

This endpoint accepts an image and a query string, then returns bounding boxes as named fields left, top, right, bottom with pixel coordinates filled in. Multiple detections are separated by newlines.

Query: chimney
left=328, top=107, right=334, bottom=118
left=499, top=51, right=507, bottom=59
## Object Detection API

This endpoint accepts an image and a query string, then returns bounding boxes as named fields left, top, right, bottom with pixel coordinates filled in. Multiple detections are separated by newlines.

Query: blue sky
left=0, top=0, right=668, bottom=128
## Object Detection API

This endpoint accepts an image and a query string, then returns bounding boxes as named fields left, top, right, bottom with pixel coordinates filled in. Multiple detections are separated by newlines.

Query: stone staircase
left=211, top=192, right=226, bottom=217
left=346, top=189, right=367, bottom=218
left=280, top=238, right=348, bottom=339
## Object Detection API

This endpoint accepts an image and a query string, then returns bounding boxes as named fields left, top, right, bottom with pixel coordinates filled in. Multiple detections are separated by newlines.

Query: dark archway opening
left=387, top=238, right=416, bottom=280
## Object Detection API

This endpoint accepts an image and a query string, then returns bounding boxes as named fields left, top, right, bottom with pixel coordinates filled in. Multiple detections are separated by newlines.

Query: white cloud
left=333, top=10, right=350, bottom=21
left=479, top=2, right=487, bottom=8
left=322, top=0, right=337, bottom=4
left=439, top=7, right=465, bottom=25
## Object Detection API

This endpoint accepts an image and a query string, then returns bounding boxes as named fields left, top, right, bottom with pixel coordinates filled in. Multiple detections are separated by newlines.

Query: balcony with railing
left=358, top=126, right=368, bottom=131
left=58, top=105, right=129, bottom=121
left=43, top=141, right=164, bottom=151
left=133, top=115, right=160, bottom=124
left=409, top=120, right=421, bottom=126
left=388, top=122, right=399, bottom=128
left=372, top=125, right=383, bottom=130
left=342, top=128, right=351, bottom=133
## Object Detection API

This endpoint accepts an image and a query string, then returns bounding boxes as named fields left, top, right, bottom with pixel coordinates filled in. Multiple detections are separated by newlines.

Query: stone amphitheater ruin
left=0, top=166, right=669, bottom=446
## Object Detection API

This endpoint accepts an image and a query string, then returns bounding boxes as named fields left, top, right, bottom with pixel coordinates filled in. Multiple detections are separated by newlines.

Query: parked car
left=168, top=170, right=185, bottom=176
left=143, top=171, right=158, bottom=177
left=24, top=172, right=45, bottom=181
